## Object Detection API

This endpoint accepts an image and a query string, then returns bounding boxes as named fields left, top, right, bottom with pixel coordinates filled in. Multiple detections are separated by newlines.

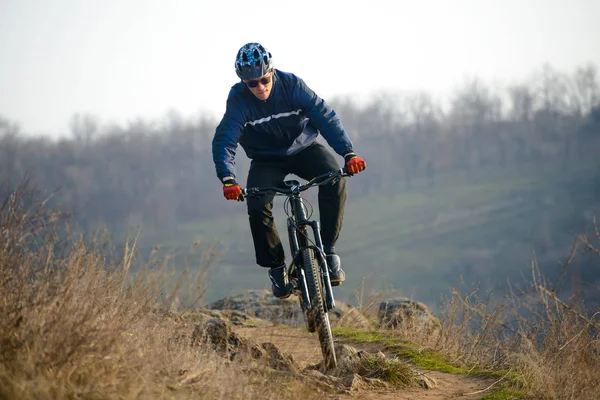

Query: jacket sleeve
left=212, top=90, right=245, bottom=181
left=293, top=77, right=354, bottom=157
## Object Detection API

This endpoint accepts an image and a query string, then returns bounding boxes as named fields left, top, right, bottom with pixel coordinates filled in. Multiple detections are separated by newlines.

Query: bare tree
left=406, top=91, right=443, bottom=185
left=535, top=63, right=570, bottom=114
left=2, top=63, right=599, bottom=230
left=448, top=77, right=502, bottom=176
left=507, top=84, right=536, bottom=123
left=0, top=116, right=22, bottom=183
left=69, top=113, right=98, bottom=148
left=572, top=64, right=600, bottom=117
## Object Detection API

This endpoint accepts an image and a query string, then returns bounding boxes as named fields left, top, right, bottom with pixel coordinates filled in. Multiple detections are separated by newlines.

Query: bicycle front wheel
left=302, top=248, right=337, bottom=371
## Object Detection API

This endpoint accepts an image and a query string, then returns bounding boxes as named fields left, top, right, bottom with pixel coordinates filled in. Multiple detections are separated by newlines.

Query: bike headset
left=235, top=42, right=273, bottom=80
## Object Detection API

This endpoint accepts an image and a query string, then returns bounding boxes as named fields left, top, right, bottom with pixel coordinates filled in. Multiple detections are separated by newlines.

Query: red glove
left=344, top=153, right=367, bottom=175
left=222, top=178, right=242, bottom=201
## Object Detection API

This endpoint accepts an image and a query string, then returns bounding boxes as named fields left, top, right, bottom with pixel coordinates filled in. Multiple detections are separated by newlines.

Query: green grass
left=332, top=327, right=527, bottom=398
left=127, top=160, right=600, bottom=306
left=395, top=348, right=465, bottom=374
left=332, top=327, right=464, bottom=374
left=332, top=327, right=403, bottom=346
left=481, top=388, right=527, bottom=400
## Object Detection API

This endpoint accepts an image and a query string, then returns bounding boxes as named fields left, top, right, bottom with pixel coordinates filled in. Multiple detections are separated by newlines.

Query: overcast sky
left=1, top=0, right=599, bottom=135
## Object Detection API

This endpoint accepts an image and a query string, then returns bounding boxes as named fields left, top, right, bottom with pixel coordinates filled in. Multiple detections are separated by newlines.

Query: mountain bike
left=241, top=167, right=351, bottom=371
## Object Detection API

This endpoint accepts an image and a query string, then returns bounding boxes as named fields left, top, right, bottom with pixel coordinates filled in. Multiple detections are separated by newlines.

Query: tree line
left=1, top=63, right=599, bottom=229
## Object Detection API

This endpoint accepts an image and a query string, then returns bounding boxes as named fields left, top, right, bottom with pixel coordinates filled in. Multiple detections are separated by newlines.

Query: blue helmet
left=235, top=42, right=273, bottom=80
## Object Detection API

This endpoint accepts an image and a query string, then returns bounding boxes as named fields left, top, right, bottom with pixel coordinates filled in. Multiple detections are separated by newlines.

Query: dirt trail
left=234, top=325, right=497, bottom=400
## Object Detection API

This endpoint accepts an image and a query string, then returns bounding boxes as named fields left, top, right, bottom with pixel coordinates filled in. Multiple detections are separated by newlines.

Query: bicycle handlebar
left=241, top=167, right=351, bottom=199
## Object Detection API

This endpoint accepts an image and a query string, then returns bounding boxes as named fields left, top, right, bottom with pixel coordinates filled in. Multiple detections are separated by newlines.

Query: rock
left=341, top=373, right=368, bottom=391
left=190, top=318, right=301, bottom=373
left=208, top=290, right=374, bottom=329
left=330, top=343, right=427, bottom=390
left=326, top=344, right=388, bottom=377
left=190, top=318, right=252, bottom=360
left=416, top=373, right=437, bottom=389
left=301, top=369, right=341, bottom=391
left=208, top=290, right=300, bottom=325
left=378, top=298, right=440, bottom=332
left=335, top=344, right=358, bottom=361
left=190, top=318, right=230, bottom=352
left=361, top=376, right=390, bottom=389
left=261, top=342, right=300, bottom=373
left=340, top=373, right=389, bottom=391
left=249, top=343, right=266, bottom=359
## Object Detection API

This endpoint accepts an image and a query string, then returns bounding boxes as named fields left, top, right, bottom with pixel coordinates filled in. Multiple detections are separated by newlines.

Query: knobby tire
left=302, top=248, right=337, bottom=370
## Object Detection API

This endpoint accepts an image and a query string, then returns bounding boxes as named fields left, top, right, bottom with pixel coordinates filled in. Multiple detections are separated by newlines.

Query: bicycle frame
left=241, top=168, right=348, bottom=312
left=241, top=167, right=350, bottom=371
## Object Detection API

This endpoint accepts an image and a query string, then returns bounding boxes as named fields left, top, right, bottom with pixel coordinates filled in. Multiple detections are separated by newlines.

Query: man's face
left=243, top=70, right=274, bottom=101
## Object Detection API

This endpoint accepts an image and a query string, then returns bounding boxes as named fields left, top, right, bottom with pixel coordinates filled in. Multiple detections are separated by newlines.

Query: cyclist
left=212, top=42, right=367, bottom=299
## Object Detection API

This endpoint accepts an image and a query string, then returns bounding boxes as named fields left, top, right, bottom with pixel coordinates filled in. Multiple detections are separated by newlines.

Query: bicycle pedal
left=290, top=277, right=300, bottom=294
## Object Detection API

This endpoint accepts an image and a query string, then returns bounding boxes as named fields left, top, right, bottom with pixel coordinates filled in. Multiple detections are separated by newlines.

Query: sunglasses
left=244, top=74, right=272, bottom=88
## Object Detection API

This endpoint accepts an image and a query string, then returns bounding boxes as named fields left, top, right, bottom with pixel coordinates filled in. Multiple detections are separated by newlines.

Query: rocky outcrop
left=310, top=343, right=437, bottom=390
left=208, top=289, right=374, bottom=330
left=378, top=298, right=441, bottom=332
left=189, top=318, right=436, bottom=392
left=190, top=318, right=300, bottom=373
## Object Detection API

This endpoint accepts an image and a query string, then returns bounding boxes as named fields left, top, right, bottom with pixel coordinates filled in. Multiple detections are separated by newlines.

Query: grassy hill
left=131, top=160, right=600, bottom=309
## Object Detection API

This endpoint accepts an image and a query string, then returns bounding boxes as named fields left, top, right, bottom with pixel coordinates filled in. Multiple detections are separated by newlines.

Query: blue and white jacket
left=212, top=69, right=354, bottom=181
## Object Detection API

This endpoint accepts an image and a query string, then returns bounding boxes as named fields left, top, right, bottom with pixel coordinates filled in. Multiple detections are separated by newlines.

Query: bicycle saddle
left=283, top=179, right=300, bottom=187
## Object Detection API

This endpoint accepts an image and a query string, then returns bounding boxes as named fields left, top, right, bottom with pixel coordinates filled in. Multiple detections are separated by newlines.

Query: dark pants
left=246, top=143, right=347, bottom=268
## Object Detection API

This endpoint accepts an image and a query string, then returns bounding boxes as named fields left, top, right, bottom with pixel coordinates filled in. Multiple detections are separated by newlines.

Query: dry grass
left=406, top=230, right=600, bottom=399
left=336, top=352, right=417, bottom=388
left=346, top=219, right=600, bottom=399
left=0, top=181, right=323, bottom=400
left=3, top=178, right=599, bottom=399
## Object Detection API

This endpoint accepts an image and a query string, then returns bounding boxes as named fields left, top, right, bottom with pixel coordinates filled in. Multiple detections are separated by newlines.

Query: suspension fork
left=288, top=217, right=311, bottom=310
left=308, top=219, right=336, bottom=311
left=287, top=195, right=335, bottom=311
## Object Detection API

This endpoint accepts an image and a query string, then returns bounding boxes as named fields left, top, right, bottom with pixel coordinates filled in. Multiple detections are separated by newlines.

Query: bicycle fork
left=288, top=218, right=336, bottom=312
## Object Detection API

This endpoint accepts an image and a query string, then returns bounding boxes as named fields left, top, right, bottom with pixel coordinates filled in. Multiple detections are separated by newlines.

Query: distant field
left=130, top=160, right=600, bottom=309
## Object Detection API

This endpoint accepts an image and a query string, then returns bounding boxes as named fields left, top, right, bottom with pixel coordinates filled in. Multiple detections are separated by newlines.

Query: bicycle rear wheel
left=302, top=248, right=337, bottom=370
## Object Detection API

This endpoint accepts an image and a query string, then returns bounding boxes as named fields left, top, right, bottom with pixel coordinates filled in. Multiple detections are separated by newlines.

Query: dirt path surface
left=234, top=325, right=497, bottom=400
